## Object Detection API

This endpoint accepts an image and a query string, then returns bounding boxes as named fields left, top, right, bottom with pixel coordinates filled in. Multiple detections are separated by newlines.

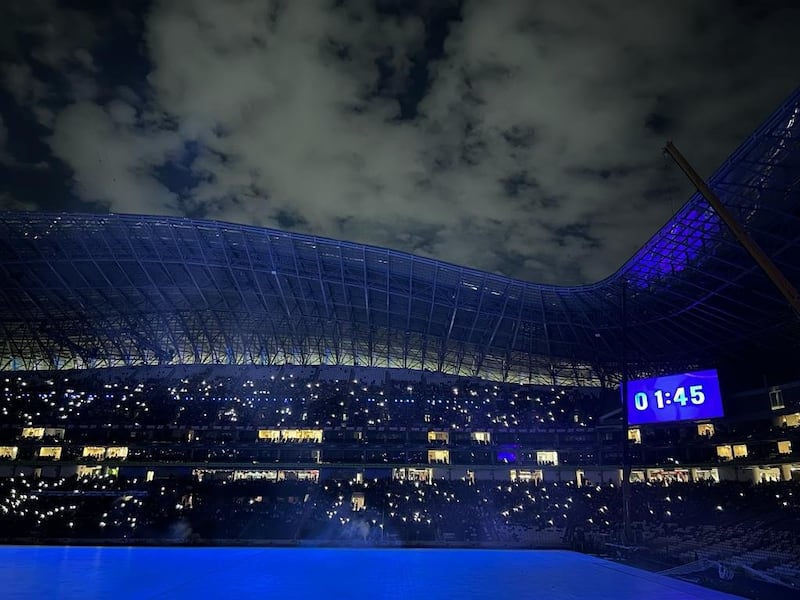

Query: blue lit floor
left=0, top=546, right=742, bottom=600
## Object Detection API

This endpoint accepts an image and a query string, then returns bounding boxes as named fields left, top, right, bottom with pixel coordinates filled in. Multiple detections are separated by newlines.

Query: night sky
left=1, top=1, right=798, bottom=285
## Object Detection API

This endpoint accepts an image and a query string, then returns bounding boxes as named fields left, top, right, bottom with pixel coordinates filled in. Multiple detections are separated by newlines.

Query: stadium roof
left=1, top=89, right=799, bottom=385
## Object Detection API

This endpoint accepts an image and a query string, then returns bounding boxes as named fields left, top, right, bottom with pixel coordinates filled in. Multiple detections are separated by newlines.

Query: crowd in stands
left=0, top=366, right=600, bottom=433
left=2, top=472, right=799, bottom=580
left=2, top=469, right=800, bottom=594
left=4, top=366, right=798, bottom=472
left=3, top=365, right=800, bottom=596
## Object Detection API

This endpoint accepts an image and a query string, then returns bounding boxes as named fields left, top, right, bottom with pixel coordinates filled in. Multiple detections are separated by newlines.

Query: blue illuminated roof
left=1, top=89, right=799, bottom=384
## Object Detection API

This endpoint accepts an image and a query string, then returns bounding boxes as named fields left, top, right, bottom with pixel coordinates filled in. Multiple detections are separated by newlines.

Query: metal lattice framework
left=1, top=89, right=800, bottom=385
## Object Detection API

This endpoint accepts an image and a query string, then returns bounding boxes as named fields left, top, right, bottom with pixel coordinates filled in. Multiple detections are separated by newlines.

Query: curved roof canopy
left=1, top=90, right=799, bottom=385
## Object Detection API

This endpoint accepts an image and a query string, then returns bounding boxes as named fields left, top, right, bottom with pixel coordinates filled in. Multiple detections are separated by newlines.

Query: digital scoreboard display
left=626, top=369, right=724, bottom=425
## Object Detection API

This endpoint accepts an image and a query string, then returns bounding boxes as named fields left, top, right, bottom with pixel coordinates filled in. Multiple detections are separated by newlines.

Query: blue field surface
left=0, top=546, right=742, bottom=599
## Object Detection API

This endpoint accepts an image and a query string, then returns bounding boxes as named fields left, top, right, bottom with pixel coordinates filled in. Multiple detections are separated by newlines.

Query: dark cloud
left=0, top=0, right=798, bottom=284
left=644, top=110, right=673, bottom=137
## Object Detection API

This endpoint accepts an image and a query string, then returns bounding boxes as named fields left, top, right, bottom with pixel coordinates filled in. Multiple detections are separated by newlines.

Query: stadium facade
left=1, top=89, right=799, bottom=386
